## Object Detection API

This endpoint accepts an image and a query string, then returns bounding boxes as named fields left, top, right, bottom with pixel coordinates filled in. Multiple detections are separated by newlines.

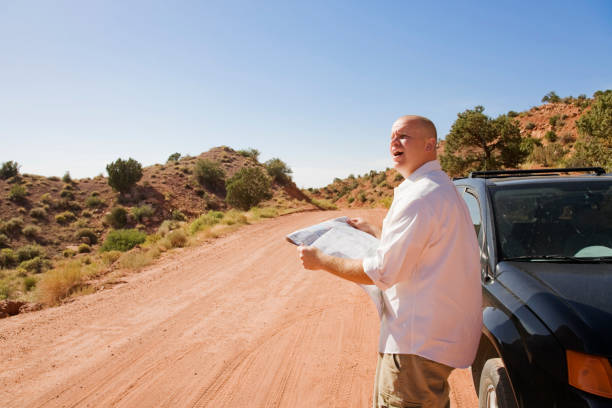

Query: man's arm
left=297, top=245, right=374, bottom=285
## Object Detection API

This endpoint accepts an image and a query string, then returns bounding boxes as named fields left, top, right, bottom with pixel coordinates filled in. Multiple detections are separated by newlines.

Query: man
left=298, top=115, right=482, bottom=408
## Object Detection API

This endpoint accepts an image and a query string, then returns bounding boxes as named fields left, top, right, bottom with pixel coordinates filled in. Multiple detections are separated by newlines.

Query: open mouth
left=393, top=151, right=403, bottom=158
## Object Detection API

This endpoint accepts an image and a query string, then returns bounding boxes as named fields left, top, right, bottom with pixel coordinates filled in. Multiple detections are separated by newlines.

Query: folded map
left=286, top=216, right=384, bottom=318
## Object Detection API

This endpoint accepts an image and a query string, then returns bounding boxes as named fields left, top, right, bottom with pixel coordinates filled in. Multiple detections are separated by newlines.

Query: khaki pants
left=372, top=353, right=453, bottom=408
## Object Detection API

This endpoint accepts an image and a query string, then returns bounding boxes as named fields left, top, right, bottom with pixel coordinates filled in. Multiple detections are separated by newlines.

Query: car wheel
left=478, top=358, right=517, bottom=408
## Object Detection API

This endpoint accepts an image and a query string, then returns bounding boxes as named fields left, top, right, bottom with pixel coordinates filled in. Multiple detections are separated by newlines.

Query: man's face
left=389, top=119, right=432, bottom=176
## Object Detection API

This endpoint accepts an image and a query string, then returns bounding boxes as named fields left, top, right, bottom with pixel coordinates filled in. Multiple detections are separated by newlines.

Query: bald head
left=390, top=115, right=438, bottom=177
left=392, top=115, right=437, bottom=143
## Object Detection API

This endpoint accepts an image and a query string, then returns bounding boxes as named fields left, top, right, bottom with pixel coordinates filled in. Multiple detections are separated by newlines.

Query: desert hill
left=308, top=93, right=604, bottom=209
left=0, top=146, right=314, bottom=261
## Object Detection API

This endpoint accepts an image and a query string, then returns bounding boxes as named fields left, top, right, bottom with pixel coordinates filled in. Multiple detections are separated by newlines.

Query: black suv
left=454, top=167, right=612, bottom=408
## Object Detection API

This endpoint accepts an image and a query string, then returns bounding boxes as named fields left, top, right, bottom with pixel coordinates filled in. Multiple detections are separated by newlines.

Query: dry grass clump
left=311, top=198, right=337, bottom=210
left=158, top=229, right=188, bottom=250
left=101, top=250, right=122, bottom=266
left=248, top=206, right=278, bottom=221
left=118, top=247, right=161, bottom=270
left=221, top=209, right=247, bottom=225
left=37, top=261, right=83, bottom=305
left=188, top=211, right=224, bottom=234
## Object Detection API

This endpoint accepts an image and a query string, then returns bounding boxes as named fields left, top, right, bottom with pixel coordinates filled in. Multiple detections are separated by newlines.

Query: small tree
left=226, top=167, right=271, bottom=210
left=264, top=158, right=293, bottom=184
left=167, top=152, right=181, bottom=163
left=573, top=90, right=612, bottom=171
left=62, top=171, right=72, bottom=183
left=440, top=106, right=527, bottom=176
left=194, top=159, right=225, bottom=192
left=0, top=161, right=20, bottom=180
left=542, top=91, right=561, bottom=103
left=106, top=158, right=143, bottom=194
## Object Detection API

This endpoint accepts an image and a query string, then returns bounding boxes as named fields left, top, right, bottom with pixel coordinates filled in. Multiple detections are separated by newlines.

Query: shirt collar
left=396, top=160, right=442, bottom=191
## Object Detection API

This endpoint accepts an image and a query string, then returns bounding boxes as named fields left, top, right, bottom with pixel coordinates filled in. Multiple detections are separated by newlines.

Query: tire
left=478, top=358, right=518, bottom=408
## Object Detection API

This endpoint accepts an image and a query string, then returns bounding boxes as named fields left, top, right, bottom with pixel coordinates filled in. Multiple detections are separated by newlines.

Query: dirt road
left=0, top=210, right=477, bottom=407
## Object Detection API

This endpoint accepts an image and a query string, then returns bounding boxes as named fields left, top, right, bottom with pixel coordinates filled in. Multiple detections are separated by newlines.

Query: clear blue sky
left=1, top=1, right=611, bottom=187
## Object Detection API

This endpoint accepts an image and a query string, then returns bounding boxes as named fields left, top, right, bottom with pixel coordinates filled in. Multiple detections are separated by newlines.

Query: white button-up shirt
left=363, top=160, right=482, bottom=368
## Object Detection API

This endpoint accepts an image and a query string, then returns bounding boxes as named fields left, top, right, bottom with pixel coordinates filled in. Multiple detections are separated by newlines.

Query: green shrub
left=225, top=167, right=271, bottom=210
left=81, top=209, right=92, bottom=218
left=55, top=211, right=77, bottom=225
left=23, top=225, right=41, bottom=240
left=76, top=228, right=98, bottom=245
left=62, top=171, right=72, bottom=183
left=171, top=209, right=186, bottom=221
left=105, top=207, right=128, bottom=229
left=101, top=229, right=146, bottom=252
left=237, top=148, right=260, bottom=161
left=60, top=189, right=75, bottom=199
left=0, top=233, right=9, bottom=248
left=19, top=256, right=51, bottom=273
left=0, top=248, right=17, bottom=268
left=106, top=157, right=143, bottom=194
left=189, top=211, right=224, bottom=234
left=167, top=152, right=181, bottom=162
left=264, top=158, right=293, bottom=184
left=23, top=276, right=37, bottom=291
left=85, top=195, right=104, bottom=208
left=394, top=173, right=403, bottom=182
left=63, top=248, right=76, bottom=258
left=507, top=110, right=519, bottom=117
left=549, top=115, right=560, bottom=128
left=0, top=217, right=24, bottom=235
left=359, top=192, right=367, bottom=202
left=0, top=161, right=20, bottom=180
left=545, top=130, right=558, bottom=143
left=16, top=244, right=44, bottom=262
left=194, top=159, right=225, bottom=192
left=30, top=207, right=48, bottom=219
left=525, top=122, right=536, bottom=130
left=57, top=198, right=81, bottom=212
left=132, top=204, right=155, bottom=222
left=8, top=184, right=27, bottom=201
left=78, top=243, right=91, bottom=253
left=347, top=196, right=355, bottom=204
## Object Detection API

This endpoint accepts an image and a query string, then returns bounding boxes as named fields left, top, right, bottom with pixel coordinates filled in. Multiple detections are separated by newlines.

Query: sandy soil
left=0, top=210, right=477, bottom=407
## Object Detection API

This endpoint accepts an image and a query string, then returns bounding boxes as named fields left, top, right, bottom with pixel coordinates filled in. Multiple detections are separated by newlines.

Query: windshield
left=490, top=180, right=612, bottom=261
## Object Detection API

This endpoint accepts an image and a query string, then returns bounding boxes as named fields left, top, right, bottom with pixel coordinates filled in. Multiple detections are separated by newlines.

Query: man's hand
left=296, top=244, right=374, bottom=285
left=297, top=245, right=324, bottom=270
left=347, top=217, right=380, bottom=238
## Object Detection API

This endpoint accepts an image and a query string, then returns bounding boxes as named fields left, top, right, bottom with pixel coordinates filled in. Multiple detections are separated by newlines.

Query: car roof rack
left=469, top=167, right=606, bottom=178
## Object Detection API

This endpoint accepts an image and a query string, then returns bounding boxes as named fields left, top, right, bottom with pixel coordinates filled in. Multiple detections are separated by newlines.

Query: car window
left=461, top=191, right=482, bottom=241
left=490, top=180, right=612, bottom=260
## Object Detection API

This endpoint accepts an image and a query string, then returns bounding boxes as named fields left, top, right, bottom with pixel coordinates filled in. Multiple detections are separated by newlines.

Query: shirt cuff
left=362, top=256, right=391, bottom=291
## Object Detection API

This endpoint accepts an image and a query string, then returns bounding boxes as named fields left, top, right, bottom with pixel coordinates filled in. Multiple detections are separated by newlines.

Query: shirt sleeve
left=362, top=200, right=433, bottom=291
